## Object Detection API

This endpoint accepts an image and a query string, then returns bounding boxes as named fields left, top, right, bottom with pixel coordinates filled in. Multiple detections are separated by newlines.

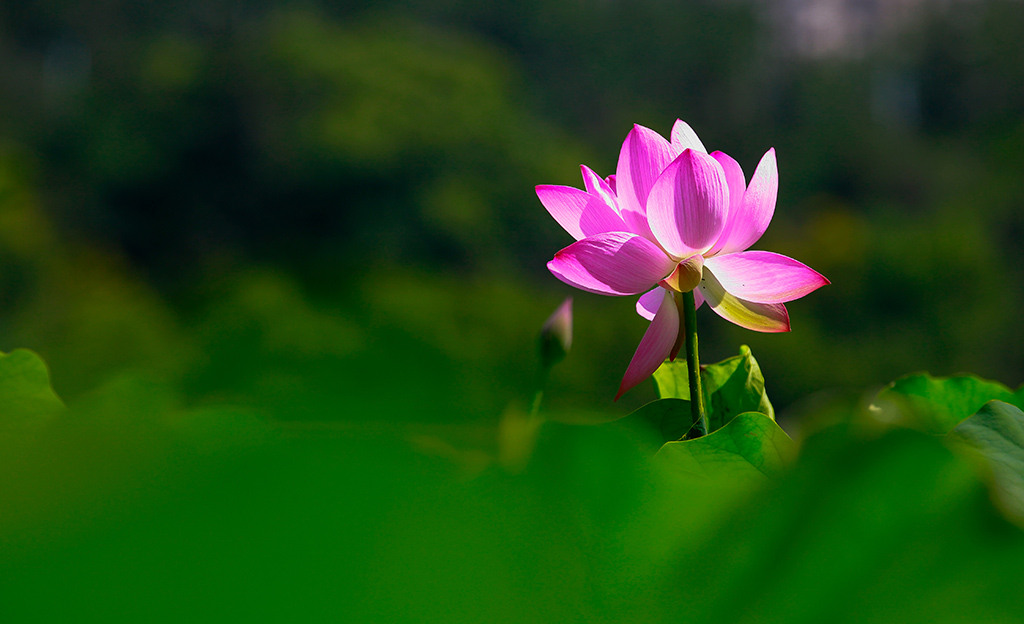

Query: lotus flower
left=537, top=120, right=829, bottom=399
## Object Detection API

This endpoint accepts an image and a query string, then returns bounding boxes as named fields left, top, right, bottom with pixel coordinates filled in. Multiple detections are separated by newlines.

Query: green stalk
left=528, top=383, right=545, bottom=418
left=529, top=359, right=550, bottom=418
left=680, top=290, right=708, bottom=438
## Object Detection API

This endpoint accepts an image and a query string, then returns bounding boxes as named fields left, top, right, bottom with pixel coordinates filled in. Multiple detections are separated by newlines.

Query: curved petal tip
left=615, top=289, right=679, bottom=400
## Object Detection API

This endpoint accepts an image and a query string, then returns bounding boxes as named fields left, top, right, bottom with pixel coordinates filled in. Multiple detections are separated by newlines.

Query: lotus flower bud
left=539, top=297, right=573, bottom=370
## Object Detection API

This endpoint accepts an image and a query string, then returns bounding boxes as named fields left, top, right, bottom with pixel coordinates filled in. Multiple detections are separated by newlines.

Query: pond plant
left=1, top=118, right=1023, bottom=622
left=539, top=120, right=828, bottom=431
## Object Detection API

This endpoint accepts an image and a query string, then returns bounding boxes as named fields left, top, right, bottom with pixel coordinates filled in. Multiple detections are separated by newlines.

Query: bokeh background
left=2, top=0, right=1024, bottom=425
left=4, top=1, right=1024, bottom=620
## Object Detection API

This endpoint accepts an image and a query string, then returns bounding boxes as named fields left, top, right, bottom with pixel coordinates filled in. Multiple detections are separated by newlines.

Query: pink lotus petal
left=693, top=286, right=705, bottom=310
left=712, top=151, right=745, bottom=212
left=547, top=231, right=677, bottom=296
left=615, top=125, right=674, bottom=240
left=639, top=284, right=703, bottom=320
left=536, top=184, right=628, bottom=241
left=636, top=286, right=666, bottom=320
left=704, top=252, right=830, bottom=303
left=670, top=119, right=708, bottom=154
left=647, top=149, right=729, bottom=259
left=698, top=267, right=790, bottom=332
left=705, top=151, right=746, bottom=256
left=605, top=174, right=617, bottom=194
left=616, top=288, right=679, bottom=400
left=580, top=165, right=620, bottom=214
left=712, top=148, right=778, bottom=256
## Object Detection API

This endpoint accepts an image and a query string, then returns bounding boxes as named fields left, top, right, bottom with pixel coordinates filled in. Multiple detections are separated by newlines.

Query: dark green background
left=1, top=0, right=1023, bottom=423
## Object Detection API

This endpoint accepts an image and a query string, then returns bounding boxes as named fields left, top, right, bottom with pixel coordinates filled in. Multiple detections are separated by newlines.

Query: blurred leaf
left=655, top=412, right=795, bottom=482
left=9, top=250, right=198, bottom=399
left=871, top=372, right=1022, bottom=433
left=3, top=405, right=1024, bottom=622
left=497, top=404, right=542, bottom=473
left=0, top=349, right=65, bottom=428
left=626, top=398, right=693, bottom=443
left=947, top=400, right=1024, bottom=524
left=669, top=426, right=1024, bottom=624
left=649, top=345, right=774, bottom=437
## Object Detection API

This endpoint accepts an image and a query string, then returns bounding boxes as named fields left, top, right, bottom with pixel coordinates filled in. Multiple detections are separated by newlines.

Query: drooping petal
left=536, top=185, right=628, bottom=240
left=615, top=125, right=674, bottom=240
left=670, top=119, right=708, bottom=154
left=547, top=231, right=677, bottom=296
left=704, top=252, right=830, bottom=303
left=616, top=289, right=679, bottom=401
left=699, top=266, right=790, bottom=332
left=640, top=284, right=704, bottom=318
left=636, top=286, right=666, bottom=320
left=712, top=148, right=778, bottom=256
left=647, top=149, right=729, bottom=259
left=580, top=165, right=620, bottom=214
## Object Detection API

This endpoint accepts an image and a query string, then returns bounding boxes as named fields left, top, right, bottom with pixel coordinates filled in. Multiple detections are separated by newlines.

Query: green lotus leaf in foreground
left=947, top=400, right=1024, bottom=524
left=0, top=350, right=1023, bottom=622
left=667, top=426, right=1024, bottom=624
left=872, top=372, right=1024, bottom=434
left=632, top=345, right=773, bottom=442
left=655, top=411, right=796, bottom=482
left=0, top=349, right=65, bottom=428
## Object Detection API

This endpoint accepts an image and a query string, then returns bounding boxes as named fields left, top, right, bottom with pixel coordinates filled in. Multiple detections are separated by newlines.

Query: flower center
left=659, top=254, right=704, bottom=293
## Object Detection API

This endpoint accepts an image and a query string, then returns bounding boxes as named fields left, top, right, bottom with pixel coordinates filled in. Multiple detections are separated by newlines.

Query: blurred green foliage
left=1, top=2, right=1024, bottom=616
left=0, top=350, right=1023, bottom=621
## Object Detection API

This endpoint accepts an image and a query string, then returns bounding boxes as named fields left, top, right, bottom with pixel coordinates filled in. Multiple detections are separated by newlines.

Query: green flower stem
left=529, top=387, right=544, bottom=418
left=681, top=289, right=708, bottom=438
left=529, top=367, right=549, bottom=418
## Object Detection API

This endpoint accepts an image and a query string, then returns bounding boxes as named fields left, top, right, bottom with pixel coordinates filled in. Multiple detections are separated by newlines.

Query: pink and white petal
left=578, top=202, right=630, bottom=238
left=636, top=286, right=667, bottom=320
left=712, top=148, right=778, bottom=256
left=703, top=252, right=829, bottom=303
left=698, top=268, right=790, bottom=332
left=711, top=151, right=745, bottom=213
left=670, top=119, right=708, bottom=154
left=547, top=231, right=677, bottom=296
left=693, top=285, right=705, bottom=310
left=536, top=185, right=627, bottom=240
left=647, top=149, right=729, bottom=259
left=711, top=151, right=745, bottom=208
left=641, top=284, right=704, bottom=316
left=615, top=125, right=674, bottom=240
left=616, top=289, right=679, bottom=400
left=705, top=151, right=748, bottom=257
left=580, top=165, right=620, bottom=213
left=605, top=174, right=617, bottom=194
